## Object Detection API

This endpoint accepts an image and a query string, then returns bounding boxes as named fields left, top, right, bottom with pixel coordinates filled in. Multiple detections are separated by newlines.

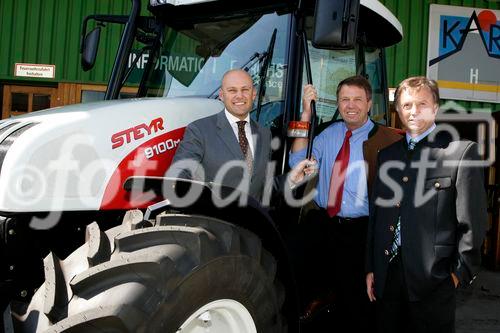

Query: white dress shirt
left=224, top=109, right=255, bottom=158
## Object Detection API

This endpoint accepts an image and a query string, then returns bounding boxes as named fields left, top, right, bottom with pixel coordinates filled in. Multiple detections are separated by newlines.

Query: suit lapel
left=216, top=111, right=245, bottom=160
left=395, top=137, right=408, bottom=158
left=417, top=133, right=447, bottom=163
left=250, top=120, right=262, bottom=176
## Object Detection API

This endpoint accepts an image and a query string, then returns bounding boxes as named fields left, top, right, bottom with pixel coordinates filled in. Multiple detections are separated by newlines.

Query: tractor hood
left=0, top=97, right=223, bottom=214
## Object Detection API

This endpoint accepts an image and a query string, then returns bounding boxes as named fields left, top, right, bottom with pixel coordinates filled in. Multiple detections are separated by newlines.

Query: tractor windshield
left=143, top=13, right=289, bottom=101
left=129, top=12, right=291, bottom=129
left=125, top=10, right=388, bottom=126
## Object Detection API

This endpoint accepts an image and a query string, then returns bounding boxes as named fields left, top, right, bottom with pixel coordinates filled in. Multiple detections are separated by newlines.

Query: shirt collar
left=343, top=118, right=374, bottom=135
left=406, top=123, right=436, bottom=144
left=225, top=108, right=250, bottom=125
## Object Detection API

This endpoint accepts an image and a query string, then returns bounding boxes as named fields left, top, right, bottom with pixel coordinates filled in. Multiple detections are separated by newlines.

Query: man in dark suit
left=168, top=69, right=313, bottom=202
left=366, top=76, right=487, bottom=333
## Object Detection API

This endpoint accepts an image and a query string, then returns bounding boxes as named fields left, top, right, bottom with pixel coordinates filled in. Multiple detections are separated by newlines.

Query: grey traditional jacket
left=367, top=133, right=487, bottom=301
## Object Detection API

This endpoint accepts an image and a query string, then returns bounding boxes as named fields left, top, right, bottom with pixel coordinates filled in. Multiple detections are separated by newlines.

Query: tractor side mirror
left=81, top=27, right=101, bottom=71
left=312, top=0, right=360, bottom=49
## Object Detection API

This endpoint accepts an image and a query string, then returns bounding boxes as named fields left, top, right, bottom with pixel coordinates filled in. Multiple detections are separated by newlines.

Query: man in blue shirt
left=289, top=76, right=400, bottom=329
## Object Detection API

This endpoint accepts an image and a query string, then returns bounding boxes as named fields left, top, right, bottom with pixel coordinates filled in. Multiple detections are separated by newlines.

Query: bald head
left=221, top=69, right=253, bottom=87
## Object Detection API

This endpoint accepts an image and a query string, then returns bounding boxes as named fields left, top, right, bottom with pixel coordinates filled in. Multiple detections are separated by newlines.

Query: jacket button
left=395, top=202, right=401, bottom=208
left=434, top=182, right=441, bottom=188
left=384, top=249, right=390, bottom=256
left=402, top=176, right=409, bottom=183
left=389, top=225, right=395, bottom=232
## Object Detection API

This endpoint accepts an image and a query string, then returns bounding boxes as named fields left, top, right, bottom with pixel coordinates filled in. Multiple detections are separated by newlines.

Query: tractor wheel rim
left=176, top=299, right=257, bottom=333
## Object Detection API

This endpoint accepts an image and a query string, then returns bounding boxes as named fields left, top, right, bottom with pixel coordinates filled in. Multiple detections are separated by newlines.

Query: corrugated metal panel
left=380, top=0, right=500, bottom=111
left=0, top=0, right=149, bottom=85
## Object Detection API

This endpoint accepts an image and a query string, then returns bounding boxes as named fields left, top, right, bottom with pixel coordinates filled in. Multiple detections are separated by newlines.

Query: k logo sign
left=430, top=9, right=499, bottom=65
left=426, top=5, right=500, bottom=103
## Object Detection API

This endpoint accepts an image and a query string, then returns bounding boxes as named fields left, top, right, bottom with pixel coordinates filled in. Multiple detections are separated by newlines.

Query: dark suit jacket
left=366, top=132, right=487, bottom=301
left=167, top=110, right=272, bottom=200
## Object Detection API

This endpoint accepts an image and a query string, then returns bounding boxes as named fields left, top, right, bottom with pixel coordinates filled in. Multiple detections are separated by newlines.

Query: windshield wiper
left=121, top=44, right=152, bottom=88
left=207, top=29, right=277, bottom=106
left=207, top=51, right=269, bottom=99
left=255, top=28, right=277, bottom=122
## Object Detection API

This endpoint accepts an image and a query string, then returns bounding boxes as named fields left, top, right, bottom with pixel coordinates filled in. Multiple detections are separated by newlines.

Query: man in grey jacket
left=168, top=69, right=312, bottom=202
left=366, top=77, right=487, bottom=333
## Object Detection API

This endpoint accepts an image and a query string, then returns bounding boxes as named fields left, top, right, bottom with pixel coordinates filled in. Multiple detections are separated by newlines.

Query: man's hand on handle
left=301, top=84, right=317, bottom=122
left=291, top=85, right=318, bottom=153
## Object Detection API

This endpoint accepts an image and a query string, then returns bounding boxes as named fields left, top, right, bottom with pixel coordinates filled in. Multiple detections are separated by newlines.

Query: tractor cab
left=83, top=0, right=402, bottom=167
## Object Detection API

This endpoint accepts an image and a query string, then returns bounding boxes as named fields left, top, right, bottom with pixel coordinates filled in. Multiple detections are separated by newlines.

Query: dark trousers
left=329, top=214, right=374, bottom=331
left=293, top=209, right=374, bottom=330
left=377, top=253, right=456, bottom=333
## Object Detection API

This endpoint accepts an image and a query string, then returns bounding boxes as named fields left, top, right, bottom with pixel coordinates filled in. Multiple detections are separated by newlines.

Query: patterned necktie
left=236, top=120, right=253, bottom=175
left=389, top=138, right=417, bottom=261
left=408, top=138, right=417, bottom=151
left=327, top=130, right=352, bottom=217
left=389, top=217, right=401, bottom=262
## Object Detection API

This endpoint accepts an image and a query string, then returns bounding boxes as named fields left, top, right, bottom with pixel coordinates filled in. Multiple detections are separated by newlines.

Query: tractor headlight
left=149, top=0, right=169, bottom=6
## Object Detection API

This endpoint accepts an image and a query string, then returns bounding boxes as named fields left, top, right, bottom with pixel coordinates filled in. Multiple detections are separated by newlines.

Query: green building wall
left=1, top=0, right=498, bottom=111
left=380, top=0, right=500, bottom=112
left=0, top=0, right=149, bottom=85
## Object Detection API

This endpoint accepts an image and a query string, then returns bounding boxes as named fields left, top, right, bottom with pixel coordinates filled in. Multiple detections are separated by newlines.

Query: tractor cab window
left=300, top=42, right=356, bottom=125
left=138, top=12, right=291, bottom=131
left=365, top=47, right=386, bottom=125
left=300, top=43, right=388, bottom=126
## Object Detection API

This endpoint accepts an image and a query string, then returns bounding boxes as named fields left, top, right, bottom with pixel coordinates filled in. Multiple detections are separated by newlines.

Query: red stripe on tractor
left=100, top=127, right=185, bottom=210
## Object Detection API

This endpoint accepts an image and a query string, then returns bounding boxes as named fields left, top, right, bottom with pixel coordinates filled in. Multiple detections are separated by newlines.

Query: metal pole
left=105, top=0, right=141, bottom=100
left=301, top=31, right=316, bottom=160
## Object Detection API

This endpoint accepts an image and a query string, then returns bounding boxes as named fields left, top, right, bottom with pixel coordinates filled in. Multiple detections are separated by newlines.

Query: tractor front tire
left=12, top=212, right=286, bottom=333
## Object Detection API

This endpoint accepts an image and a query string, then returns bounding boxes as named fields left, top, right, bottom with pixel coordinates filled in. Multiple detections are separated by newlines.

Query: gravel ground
left=301, top=269, right=500, bottom=332
left=456, top=269, right=500, bottom=333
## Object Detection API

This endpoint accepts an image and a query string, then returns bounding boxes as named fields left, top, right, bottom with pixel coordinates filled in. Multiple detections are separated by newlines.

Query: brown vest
left=363, top=124, right=402, bottom=196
